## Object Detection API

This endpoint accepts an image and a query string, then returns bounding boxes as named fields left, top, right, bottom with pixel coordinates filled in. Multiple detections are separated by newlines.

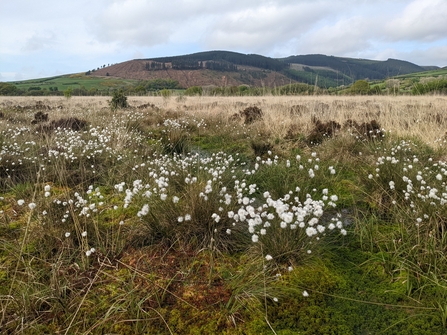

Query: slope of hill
left=281, top=54, right=428, bottom=81
left=91, top=58, right=293, bottom=88
left=89, top=51, right=436, bottom=89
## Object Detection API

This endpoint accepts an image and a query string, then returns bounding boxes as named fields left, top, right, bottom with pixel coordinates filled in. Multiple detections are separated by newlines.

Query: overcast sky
left=1, top=0, right=447, bottom=82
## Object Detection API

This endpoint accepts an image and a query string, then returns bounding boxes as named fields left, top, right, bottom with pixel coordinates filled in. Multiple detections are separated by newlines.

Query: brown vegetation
left=307, top=118, right=341, bottom=145
left=90, top=59, right=295, bottom=88
left=1, top=95, right=447, bottom=146
left=31, top=111, right=49, bottom=124
left=239, top=106, right=264, bottom=124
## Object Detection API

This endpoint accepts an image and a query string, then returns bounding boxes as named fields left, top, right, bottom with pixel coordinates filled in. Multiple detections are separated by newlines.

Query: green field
left=9, top=73, right=139, bottom=94
left=2, top=64, right=447, bottom=98
left=393, top=67, right=447, bottom=79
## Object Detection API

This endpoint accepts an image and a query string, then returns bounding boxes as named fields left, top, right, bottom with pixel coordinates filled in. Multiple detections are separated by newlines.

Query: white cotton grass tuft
left=9, top=140, right=345, bottom=261
left=137, top=204, right=149, bottom=217
left=85, top=248, right=96, bottom=257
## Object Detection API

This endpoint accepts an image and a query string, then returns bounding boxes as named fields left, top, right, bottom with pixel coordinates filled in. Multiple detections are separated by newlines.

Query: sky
left=1, top=0, right=447, bottom=82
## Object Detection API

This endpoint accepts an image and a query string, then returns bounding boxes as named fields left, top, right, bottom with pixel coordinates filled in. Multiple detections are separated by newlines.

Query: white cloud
left=299, top=16, right=376, bottom=56
left=386, top=0, right=447, bottom=42
left=394, top=45, right=447, bottom=67
left=204, top=2, right=336, bottom=53
left=1, top=0, right=447, bottom=81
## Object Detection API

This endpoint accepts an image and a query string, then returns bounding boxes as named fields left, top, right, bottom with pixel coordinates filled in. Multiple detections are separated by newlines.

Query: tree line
left=144, top=60, right=238, bottom=72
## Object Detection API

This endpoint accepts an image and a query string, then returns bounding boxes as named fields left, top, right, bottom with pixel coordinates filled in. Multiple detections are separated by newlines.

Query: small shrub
left=63, top=87, right=72, bottom=99
left=109, top=89, right=128, bottom=110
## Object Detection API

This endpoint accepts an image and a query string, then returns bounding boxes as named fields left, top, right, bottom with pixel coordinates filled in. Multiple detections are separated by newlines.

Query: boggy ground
left=1, top=95, right=447, bottom=334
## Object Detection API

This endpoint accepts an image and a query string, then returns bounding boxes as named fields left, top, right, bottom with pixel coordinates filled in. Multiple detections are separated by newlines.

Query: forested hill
left=280, top=54, right=428, bottom=81
left=149, top=51, right=289, bottom=72
left=88, top=51, right=436, bottom=88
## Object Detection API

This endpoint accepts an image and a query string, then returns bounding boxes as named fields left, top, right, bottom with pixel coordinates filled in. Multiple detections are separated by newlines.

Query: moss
left=258, top=246, right=447, bottom=334
left=192, top=135, right=251, bottom=157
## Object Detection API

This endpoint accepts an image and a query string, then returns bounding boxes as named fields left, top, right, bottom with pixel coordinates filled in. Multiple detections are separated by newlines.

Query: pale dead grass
left=1, top=95, right=447, bottom=145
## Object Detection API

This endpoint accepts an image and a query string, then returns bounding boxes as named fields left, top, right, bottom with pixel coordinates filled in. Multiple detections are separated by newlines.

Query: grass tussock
left=1, top=95, right=447, bottom=334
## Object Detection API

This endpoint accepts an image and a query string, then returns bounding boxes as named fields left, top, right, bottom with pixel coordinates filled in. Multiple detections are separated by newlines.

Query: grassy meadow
left=2, top=94, right=447, bottom=334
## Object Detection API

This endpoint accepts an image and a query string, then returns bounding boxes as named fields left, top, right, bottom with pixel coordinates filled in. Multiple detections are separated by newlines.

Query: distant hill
left=281, top=54, right=426, bottom=78
left=89, top=51, right=437, bottom=88
left=4, top=51, right=442, bottom=97
left=90, top=51, right=293, bottom=88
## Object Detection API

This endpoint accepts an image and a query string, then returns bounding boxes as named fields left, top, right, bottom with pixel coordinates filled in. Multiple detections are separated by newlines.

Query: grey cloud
left=21, top=32, right=58, bottom=52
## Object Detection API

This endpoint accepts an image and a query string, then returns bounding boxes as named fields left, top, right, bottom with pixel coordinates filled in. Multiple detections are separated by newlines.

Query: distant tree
left=134, top=85, right=146, bottom=95
left=350, top=80, right=370, bottom=95
left=89, top=87, right=98, bottom=95
left=184, top=86, right=203, bottom=96
left=64, top=87, right=72, bottom=99
left=412, top=79, right=447, bottom=95
left=238, top=85, right=250, bottom=95
left=369, top=85, right=382, bottom=95
left=0, top=83, right=19, bottom=95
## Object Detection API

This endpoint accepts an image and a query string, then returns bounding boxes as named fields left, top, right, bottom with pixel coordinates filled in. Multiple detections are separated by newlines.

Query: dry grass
left=2, top=95, right=446, bottom=144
